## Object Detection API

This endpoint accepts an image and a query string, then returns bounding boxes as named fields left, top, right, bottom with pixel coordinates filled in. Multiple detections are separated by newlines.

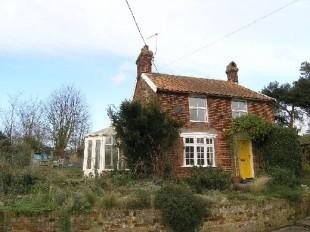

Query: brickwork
left=133, top=79, right=274, bottom=177
left=132, top=46, right=274, bottom=177
left=2, top=196, right=309, bottom=232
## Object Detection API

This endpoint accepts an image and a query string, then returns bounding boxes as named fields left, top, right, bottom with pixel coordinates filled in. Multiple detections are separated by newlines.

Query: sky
left=0, top=0, right=309, bottom=132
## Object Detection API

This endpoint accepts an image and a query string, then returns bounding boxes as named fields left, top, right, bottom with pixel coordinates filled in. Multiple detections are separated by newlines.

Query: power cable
left=124, top=0, right=147, bottom=45
left=124, top=0, right=159, bottom=73
left=166, top=0, right=301, bottom=66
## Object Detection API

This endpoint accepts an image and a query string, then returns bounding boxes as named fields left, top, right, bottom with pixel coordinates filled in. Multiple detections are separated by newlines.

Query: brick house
left=133, top=45, right=274, bottom=179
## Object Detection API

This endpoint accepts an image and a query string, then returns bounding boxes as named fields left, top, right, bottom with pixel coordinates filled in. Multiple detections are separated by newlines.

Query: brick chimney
left=226, top=61, right=239, bottom=84
left=136, top=45, right=153, bottom=78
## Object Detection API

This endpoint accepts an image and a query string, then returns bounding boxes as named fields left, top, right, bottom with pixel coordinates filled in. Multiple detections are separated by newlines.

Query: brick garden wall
left=1, top=196, right=309, bottom=232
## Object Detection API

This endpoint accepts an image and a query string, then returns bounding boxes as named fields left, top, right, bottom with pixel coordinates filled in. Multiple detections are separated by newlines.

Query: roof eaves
left=141, top=73, right=157, bottom=93
left=157, top=88, right=274, bottom=102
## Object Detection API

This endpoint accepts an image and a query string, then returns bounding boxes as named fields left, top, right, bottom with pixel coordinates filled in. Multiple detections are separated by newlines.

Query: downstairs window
left=183, top=135, right=215, bottom=167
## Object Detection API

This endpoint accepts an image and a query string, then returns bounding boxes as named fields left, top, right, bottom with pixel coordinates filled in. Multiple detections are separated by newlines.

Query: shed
left=82, top=127, right=126, bottom=176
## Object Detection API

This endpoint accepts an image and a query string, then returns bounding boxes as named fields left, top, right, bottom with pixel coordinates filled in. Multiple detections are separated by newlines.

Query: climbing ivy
left=227, top=115, right=301, bottom=177
left=227, top=114, right=273, bottom=142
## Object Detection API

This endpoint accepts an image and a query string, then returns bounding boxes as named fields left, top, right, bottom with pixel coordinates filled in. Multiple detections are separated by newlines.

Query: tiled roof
left=145, top=73, right=273, bottom=101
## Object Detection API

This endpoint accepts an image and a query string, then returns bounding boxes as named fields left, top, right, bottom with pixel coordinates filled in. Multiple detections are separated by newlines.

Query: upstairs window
left=232, top=100, right=247, bottom=119
left=189, top=97, right=208, bottom=122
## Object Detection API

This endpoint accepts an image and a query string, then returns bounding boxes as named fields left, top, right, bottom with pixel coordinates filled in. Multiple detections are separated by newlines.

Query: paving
left=273, top=217, right=310, bottom=232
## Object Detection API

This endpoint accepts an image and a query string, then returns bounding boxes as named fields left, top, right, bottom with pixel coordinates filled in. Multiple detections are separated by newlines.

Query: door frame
left=236, top=139, right=255, bottom=179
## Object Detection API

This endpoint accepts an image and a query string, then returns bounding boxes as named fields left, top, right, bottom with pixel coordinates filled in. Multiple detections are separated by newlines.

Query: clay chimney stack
left=226, top=61, right=239, bottom=84
left=136, top=45, right=153, bottom=78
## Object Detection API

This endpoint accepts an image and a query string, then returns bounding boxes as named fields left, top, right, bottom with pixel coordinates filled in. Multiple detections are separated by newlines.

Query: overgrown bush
left=0, top=162, right=37, bottom=194
left=155, top=184, right=208, bottom=232
left=228, top=115, right=302, bottom=178
left=265, top=185, right=302, bottom=202
left=228, top=114, right=273, bottom=142
left=111, top=171, right=132, bottom=186
left=108, top=100, right=181, bottom=177
left=9, top=193, right=57, bottom=215
left=52, top=188, right=66, bottom=206
left=187, top=167, right=231, bottom=193
left=262, top=127, right=302, bottom=177
left=268, top=167, right=300, bottom=188
left=100, top=192, right=120, bottom=209
left=70, top=192, right=92, bottom=213
left=125, top=189, right=151, bottom=209
left=58, top=209, right=71, bottom=232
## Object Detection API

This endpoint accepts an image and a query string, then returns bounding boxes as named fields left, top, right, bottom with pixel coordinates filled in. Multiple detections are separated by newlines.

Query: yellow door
left=237, top=140, right=253, bottom=179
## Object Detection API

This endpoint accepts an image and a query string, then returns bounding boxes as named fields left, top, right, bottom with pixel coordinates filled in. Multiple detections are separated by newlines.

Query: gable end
left=141, top=73, right=157, bottom=93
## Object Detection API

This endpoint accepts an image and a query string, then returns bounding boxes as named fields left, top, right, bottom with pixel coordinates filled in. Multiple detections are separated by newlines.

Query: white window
left=94, top=140, right=101, bottom=169
left=183, top=135, right=215, bottom=167
left=189, top=97, right=208, bottom=122
left=105, top=136, right=113, bottom=169
left=86, top=140, right=92, bottom=169
left=231, top=100, right=247, bottom=119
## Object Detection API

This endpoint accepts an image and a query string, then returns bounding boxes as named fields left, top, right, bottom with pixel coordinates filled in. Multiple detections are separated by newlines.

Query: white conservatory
left=82, top=127, right=125, bottom=176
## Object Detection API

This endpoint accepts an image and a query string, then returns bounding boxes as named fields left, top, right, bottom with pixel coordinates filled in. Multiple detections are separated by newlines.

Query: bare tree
left=18, top=99, right=47, bottom=150
left=1, top=96, right=20, bottom=143
left=45, top=86, right=90, bottom=158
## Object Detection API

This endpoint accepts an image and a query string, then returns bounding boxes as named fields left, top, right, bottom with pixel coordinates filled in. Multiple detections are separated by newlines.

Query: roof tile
left=146, top=73, right=273, bottom=101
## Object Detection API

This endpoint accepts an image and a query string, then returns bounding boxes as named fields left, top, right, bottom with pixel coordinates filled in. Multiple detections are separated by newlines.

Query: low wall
left=1, top=196, right=309, bottom=232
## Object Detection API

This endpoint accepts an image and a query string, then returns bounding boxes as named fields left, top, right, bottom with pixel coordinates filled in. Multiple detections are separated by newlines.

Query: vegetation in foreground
left=0, top=163, right=309, bottom=232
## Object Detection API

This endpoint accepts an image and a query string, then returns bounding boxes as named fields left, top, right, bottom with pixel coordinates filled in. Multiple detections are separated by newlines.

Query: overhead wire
left=124, top=0, right=159, bottom=73
left=166, top=0, right=301, bottom=67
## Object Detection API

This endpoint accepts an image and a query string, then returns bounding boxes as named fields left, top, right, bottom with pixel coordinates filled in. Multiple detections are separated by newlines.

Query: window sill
left=190, top=120, right=208, bottom=123
left=181, top=165, right=216, bottom=168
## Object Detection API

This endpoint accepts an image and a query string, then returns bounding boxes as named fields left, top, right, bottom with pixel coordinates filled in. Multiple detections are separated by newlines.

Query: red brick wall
left=133, top=78, right=157, bottom=104
left=134, top=78, right=274, bottom=177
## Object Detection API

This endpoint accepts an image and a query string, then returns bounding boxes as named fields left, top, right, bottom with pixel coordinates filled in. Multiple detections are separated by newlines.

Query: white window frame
left=104, top=136, right=114, bottom=170
left=181, top=132, right=216, bottom=167
left=231, top=100, right=248, bottom=119
left=189, top=97, right=208, bottom=122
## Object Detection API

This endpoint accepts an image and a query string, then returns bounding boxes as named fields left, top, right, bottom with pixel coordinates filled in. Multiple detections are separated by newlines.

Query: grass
left=0, top=194, right=57, bottom=215
left=1, top=165, right=309, bottom=215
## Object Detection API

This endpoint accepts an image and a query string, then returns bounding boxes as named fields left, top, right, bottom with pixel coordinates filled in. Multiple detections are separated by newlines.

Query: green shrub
left=70, top=192, right=91, bottom=213
left=85, top=191, right=96, bottom=206
left=111, top=172, right=132, bottom=186
left=0, top=162, right=37, bottom=194
left=187, top=167, right=231, bottom=193
left=125, top=190, right=150, bottom=209
left=9, top=193, right=57, bottom=215
left=108, top=100, right=181, bottom=177
left=262, top=127, right=301, bottom=177
left=94, top=173, right=108, bottom=189
left=228, top=114, right=273, bottom=142
left=268, top=167, right=300, bottom=188
left=100, top=192, right=119, bottom=209
left=265, top=185, right=302, bottom=202
left=58, top=209, right=71, bottom=232
left=155, top=184, right=208, bottom=232
left=52, top=188, right=66, bottom=206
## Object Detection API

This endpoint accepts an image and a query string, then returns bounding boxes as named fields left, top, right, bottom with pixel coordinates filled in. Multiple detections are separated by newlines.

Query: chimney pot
left=136, top=45, right=153, bottom=78
left=226, top=61, right=239, bottom=83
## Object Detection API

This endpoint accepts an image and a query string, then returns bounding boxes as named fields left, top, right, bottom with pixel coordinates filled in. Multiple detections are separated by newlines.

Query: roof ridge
left=148, top=72, right=226, bottom=82
left=228, top=81, right=274, bottom=100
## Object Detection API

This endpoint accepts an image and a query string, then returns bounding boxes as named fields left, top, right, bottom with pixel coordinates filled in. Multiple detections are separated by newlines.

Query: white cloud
left=110, top=62, right=132, bottom=85
left=0, top=0, right=309, bottom=85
